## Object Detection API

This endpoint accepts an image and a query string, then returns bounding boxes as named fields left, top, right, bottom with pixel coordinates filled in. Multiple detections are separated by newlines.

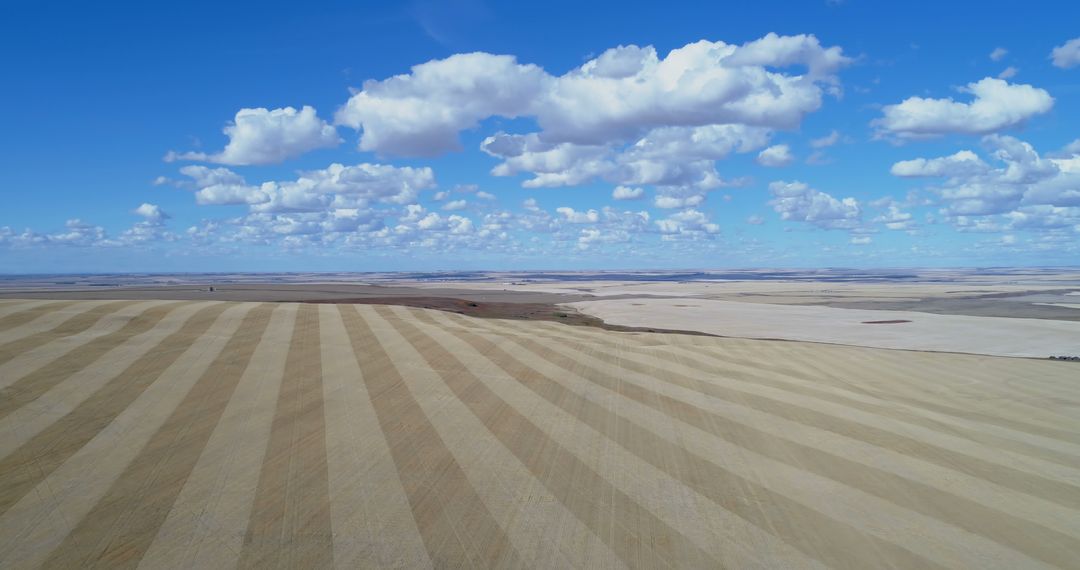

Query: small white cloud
left=746, top=215, right=765, bottom=225
left=475, top=191, right=496, bottom=200
left=756, top=144, right=794, bottom=167
left=612, top=186, right=644, bottom=200
left=873, top=78, right=1053, bottom=139
left=442, top=199, right=467, bottom=211
left=1051, top=37, right=1080, bottom=69
left=768, top=180, right=861, bottom=229
left=133, top=203, right=169, bottom=223
left=555, top=207, right=600, bottom=223
left=850, top=236, right=871, bottom=245
left=810, top=130, right=841, bottom=149
left=654, top=194, right=705, bottom=209
left=997, top=66, right=1018, bottom=79
left=989, top=47, right=1008, bottom=62
left=168, top=106, right=341, bottom=165
left=890, top=150, right=989, bottom=177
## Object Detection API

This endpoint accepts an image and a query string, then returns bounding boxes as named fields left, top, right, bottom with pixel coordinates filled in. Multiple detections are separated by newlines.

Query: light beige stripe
left=430, top=310, right=1055, bottom=570
left=0, top=302, right=257, bottom=570
left=714, top=337, right=1080, bottom=441
left=723, top=337, right=1080, bottom=436
left=522, top=329, right=1080, bottom=541
left=0, top=299, right=57, bottom=320
left=366, top=306, right=628, bottom=570
left=482, top=317, right=1080, bottom=489
left=138, top=303, right=298, bottom=570
left=664, top=343, right=1080, bottom=459
left=0, top=301, right=217, bottom=461
left=317, top=304, right=431, bottom=570
left=0, top=300, right=113, bottom=345
left=469, top=312, right=1080, bottom=461
left=398, top=306, right=827, bottom=570
left=0, top=300, right=173, bottom=389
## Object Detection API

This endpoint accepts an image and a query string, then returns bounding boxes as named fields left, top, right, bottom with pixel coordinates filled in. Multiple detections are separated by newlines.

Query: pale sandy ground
left=566, top=297, right=1080, bottom=358
left=1, top=299, right=1078, bottom=569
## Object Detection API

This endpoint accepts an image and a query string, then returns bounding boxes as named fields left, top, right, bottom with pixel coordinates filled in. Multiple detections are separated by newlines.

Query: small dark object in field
left=861, top=319, right=912, bottom=324
left=1049, top=355, right=1080, bottom=361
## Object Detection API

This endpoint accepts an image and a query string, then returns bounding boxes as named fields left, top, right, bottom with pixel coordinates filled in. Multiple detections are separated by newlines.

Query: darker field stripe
left=379, top=306, right=724, bottom=569
left=467, top=320, right=1080, bottom=569
left=535, top=331, right=1080, bottom=511
left=786, top=349, right=1080, bottom=444
left=41, top=303, right=272, bottom=569
left=238, top=304, right=333, bottom=570
left=405, top=308, right=950, bottom=570
left=338, top=305, right=523, bottom=569
left=0, top=302, right=231, bottom=519
left=0, top=302, right=182, bottom=421
left=0, top=301, right=130, bottom=363
left=0, top=301, right=79, bottom=332
left=660, top=345, right=1080, bottom=467
left=451, top=310, right=1080, bottom=467
left=453, top=310, right=1080, bottom=445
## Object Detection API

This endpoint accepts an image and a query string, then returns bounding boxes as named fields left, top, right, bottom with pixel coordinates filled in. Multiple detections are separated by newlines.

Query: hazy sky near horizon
left=2, top=0, right=1080, bottom=272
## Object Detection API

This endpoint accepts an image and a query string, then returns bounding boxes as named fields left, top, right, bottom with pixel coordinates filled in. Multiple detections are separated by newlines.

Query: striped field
left=0, top=299, right=1078, bottom=569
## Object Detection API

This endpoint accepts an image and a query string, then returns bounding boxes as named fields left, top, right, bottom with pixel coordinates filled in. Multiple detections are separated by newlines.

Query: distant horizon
left=3, top=266, right=1079, bottom=279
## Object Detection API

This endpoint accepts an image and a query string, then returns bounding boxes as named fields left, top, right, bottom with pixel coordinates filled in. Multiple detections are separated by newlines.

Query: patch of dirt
left=302, top=296, right=718, bottom=337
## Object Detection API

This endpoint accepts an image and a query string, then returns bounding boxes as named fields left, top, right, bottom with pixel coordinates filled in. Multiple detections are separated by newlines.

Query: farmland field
left=0, top=299, right=1078, bottom=568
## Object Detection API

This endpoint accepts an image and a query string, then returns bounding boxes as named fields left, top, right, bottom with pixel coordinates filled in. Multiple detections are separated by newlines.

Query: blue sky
left=2, top=0, right=1079, bottom=272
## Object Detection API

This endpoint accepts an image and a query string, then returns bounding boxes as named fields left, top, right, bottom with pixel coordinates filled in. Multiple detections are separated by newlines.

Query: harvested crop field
left=0, top=298, right=1079, bottom=569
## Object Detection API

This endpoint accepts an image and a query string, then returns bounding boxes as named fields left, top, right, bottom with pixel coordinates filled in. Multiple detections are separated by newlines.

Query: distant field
left=0, top=299, right=1078, bottom=568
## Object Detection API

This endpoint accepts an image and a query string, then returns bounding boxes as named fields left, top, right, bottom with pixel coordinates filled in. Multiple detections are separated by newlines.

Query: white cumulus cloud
left=338, top=34, right=849, bottom=158
left=612, top=186, right=644, bottom=200
left=168, top=106, right=341, bottom=165
left=1051, top=37, right=1080, bottom=69
left=756, top=144, right=794, bottom=167
left=873, top=78, right=1053, bottom=139
left=768, top=180, right=861, bottom=229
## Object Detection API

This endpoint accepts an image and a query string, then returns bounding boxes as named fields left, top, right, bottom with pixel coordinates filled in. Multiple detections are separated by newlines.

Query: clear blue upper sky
left=2, top=0, right=1079, bottom=272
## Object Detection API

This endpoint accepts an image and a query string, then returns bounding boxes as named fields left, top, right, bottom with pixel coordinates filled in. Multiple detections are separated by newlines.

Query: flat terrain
left=1, top=298, right=1078, bottom=568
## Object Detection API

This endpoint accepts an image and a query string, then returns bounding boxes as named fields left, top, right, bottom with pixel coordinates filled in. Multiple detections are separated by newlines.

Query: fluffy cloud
left=482, top=124, right=766, bottom=204
left=178, top=162, right=436, bottom=211
left=872, top=204, right=915, bottom=230
left=997, top=66, right=1018, bottom=80
left=810, top=130, right=840, bottom=149
left=989, top=47, right=1008, bottom=61
left=768, top=180, right=861, bottom=229
left=335, top=53, right=548, bottom=156
left=168, top=106, right=341, bottom=165
left=873, top=78, right=1053, bottom=139
left=1051, top=37, right=1080, bottom=69
left=890, top=150, right=989, bottom=178
left=612, top=185, right=644, bottom=200
left=535, top=35, right=848, bottom=144
left=891, top=136, right=1080, bottom=224
left=556, top=207, right=600, bottom=223
left=339, top=34, right=848, bottom=158
left=655, top=209, right=720, bottom=238
left=133, top=203, right=169, bottom=223
left=756, top=144, right=794, bottom=167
